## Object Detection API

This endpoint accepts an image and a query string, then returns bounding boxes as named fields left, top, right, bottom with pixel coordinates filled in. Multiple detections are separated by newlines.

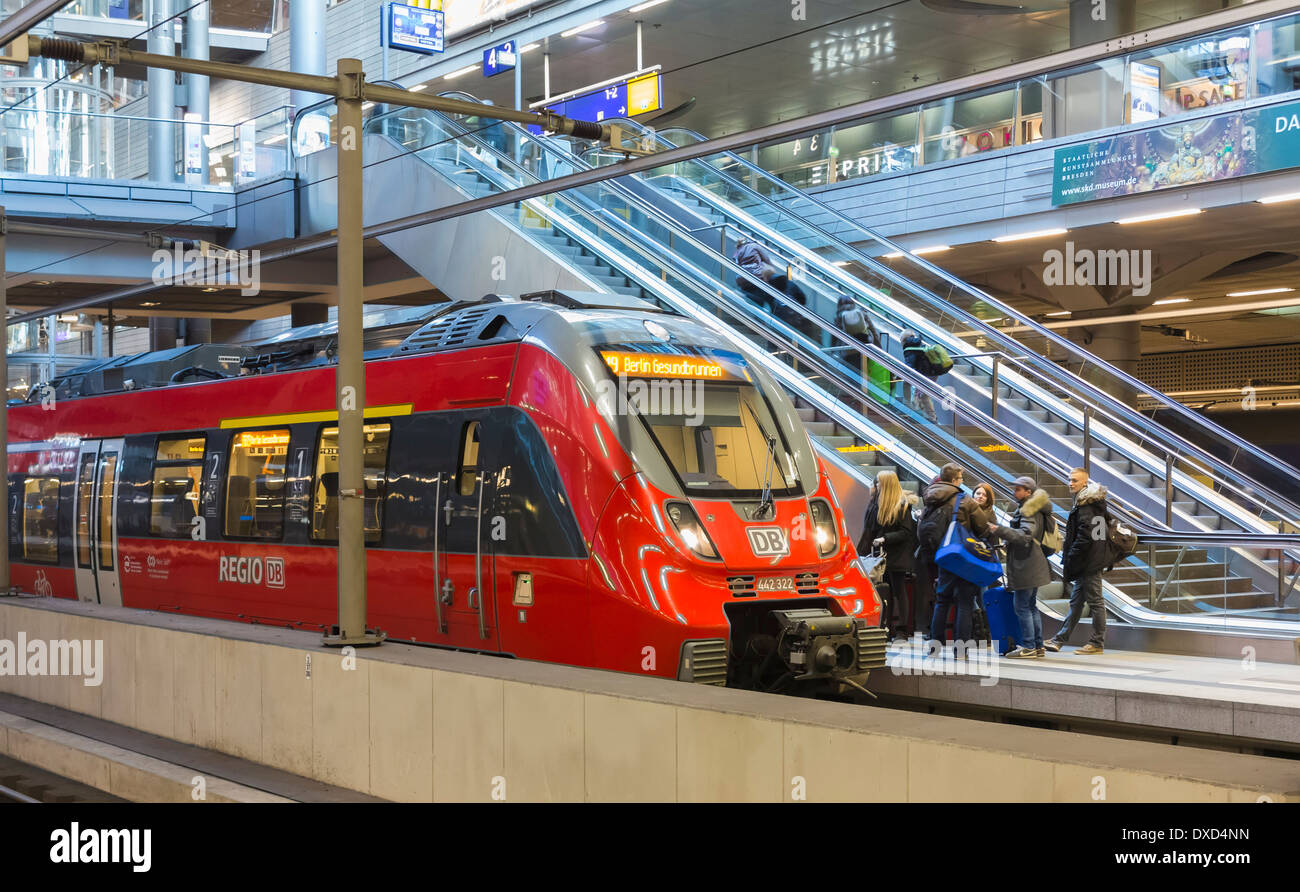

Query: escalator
left=290, top=96, right=1300, bottom=648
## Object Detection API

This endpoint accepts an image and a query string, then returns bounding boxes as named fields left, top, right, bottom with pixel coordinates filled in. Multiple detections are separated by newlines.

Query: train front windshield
left=598, top=346, right=801, bottom=498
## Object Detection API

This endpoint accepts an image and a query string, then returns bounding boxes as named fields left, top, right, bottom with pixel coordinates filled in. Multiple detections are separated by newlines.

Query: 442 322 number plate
left=756, top=576, right=794, bottom=592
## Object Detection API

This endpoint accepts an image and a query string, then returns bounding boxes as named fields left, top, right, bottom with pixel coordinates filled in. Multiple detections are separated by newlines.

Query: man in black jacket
left=1045, top=468, right=1109, bottom=655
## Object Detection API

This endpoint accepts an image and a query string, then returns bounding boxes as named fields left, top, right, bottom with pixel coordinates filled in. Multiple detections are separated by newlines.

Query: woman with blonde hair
left=857, top=470, right=919, bottom=637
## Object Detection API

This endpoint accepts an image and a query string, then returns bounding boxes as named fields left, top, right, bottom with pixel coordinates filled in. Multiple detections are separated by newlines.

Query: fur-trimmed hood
left=1074, top=481, right=1108, bottom=505
left=1021, top=487, right=1052, bottom=516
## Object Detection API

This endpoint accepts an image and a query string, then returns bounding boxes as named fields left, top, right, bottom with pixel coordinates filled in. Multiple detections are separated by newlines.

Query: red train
left=6, top=292, right=885, bottom=693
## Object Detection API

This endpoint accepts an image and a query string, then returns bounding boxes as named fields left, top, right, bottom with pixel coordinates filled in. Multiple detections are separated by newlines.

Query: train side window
left=21, top=476, right=60, bottom=564
left=150, top=436, right=206, bottom=538
left=310, top=423, right=391, bottom=543
left=76, top=455, right=95, bottom=568
left=225, top=429, right=289, bottom=539
left=458, top=421, right=480, bottom=496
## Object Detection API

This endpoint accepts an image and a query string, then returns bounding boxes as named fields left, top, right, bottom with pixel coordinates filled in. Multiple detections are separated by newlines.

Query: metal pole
left=514, top=43, right=522, bottom=111
left=289, top=0, right=328, bottom=112
left=1082, top=406, right=1091, bottom=474
left=1164, top=452, right=1174, bottom=526
left=990, top=355, right=999, bottom=422
left=325, top=58, right=382, bottom=647
left=0, top=208, right=8, bottom=592
left=183, top=0, right=209, bottom=185
left=636, top=20, right=643, bottom=71
left=544, top=51, right=550, bottom=100
left=1147, top=542, right=1156, bottom=608
left=147, top=0, right=176, bottom=183
left=381, top=6, right=389, bottom=82
left=45, top=313, right=55, bottom=383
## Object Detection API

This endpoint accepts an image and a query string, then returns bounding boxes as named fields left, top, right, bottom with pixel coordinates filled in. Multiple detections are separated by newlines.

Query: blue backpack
left=935, top=492, right=1003, bottom=586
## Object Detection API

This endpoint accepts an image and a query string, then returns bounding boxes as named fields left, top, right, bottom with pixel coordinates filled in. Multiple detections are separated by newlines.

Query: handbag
left=935, top=493, right=1004, bottom=586
left=858, top=546, right=887, bottom=585
left=1039, top=513, right=1063, bottom=556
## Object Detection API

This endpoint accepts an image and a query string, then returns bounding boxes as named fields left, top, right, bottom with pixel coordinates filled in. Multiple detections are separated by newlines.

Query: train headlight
left=809, top=498, right=838, bottom=558
left=665, top=501, right=720, bottom=560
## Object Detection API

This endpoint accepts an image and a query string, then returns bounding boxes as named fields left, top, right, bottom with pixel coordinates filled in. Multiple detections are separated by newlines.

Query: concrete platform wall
left=1, top=598, right=1297, bottom=802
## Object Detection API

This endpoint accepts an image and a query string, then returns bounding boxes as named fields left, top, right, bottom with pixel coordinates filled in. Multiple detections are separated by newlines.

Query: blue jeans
left=1053, top=573, right=1105, bottom=647
left=1012, top=587, right=1042, bottom=649
left=931, top=569, right=978, bottom=642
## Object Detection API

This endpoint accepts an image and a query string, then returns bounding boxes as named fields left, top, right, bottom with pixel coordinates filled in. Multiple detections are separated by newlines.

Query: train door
left=436, top=419, right=500, bottom=651
left=72, top=438, right=124, bottom=607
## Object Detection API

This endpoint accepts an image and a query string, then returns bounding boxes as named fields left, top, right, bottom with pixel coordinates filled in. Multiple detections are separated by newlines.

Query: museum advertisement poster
left=1052, top=100, right=1300, bottom=206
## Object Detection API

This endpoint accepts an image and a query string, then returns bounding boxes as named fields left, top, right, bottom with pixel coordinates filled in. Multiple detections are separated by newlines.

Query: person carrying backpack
left=987, top=476, right=1055, bottom=658
left=1044, top=468, right=1109, bottom=655
left=900, top=330, right=952, bottom=423
left=916, top=463, right=990, bottom=644
left=732, top=238, right=812, bottom=335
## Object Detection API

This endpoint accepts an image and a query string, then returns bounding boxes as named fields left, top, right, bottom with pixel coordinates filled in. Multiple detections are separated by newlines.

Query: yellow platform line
left=219, top=403, right=413, bottom=429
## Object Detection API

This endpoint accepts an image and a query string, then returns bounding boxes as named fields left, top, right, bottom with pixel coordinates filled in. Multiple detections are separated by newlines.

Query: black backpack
left=916, top=491, right=956, bottom=556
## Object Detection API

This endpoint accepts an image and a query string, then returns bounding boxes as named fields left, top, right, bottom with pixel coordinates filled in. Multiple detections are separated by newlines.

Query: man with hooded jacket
left=987, top=476, right=1054, bottom=658
left=916, top=463, right=991, bottom=644
left=1045, top=468, right=1109, bottom=655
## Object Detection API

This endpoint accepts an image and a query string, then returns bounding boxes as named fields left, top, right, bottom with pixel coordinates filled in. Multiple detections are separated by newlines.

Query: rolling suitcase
left=981, top=586, right=1019, bottom=655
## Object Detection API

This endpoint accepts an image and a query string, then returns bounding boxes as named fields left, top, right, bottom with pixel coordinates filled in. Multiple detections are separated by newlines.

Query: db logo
left=747, top=527, right=790, bottom=557
left=265, top=557, right=285, bottom=589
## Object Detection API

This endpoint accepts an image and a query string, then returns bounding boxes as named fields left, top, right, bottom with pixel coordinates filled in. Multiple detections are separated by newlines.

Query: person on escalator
left=1044, top=468, right=1109, bottom=655
left=900, top=330, right=942, bottom=423
left=732, top=238, right=813, bottom=337
left=986, top=476, right=1054, bottom=658
left=857, top=470, right=918, bottom=639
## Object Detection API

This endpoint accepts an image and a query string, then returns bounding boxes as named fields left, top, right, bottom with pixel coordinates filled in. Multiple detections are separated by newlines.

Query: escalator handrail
left=634, top=122, right=1300, bottom=511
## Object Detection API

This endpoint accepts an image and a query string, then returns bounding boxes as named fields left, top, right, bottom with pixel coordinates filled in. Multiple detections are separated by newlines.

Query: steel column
left=324, top=58, right=382, bottom=647
left=146, top=0, right=176, bottom=183
left=289, top=0, right=328, bottom=112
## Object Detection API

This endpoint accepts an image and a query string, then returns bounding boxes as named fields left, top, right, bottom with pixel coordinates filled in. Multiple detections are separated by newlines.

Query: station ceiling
left=453, top=0, right=1237, bottom=137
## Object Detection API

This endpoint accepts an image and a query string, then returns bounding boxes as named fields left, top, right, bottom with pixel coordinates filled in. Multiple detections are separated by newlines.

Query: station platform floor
left=878, top=638, right=1300, bottom=752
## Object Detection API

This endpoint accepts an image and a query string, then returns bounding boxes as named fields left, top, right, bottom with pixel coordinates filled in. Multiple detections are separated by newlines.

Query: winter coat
left=916, top=481, right=992, bottom=558
left=1063, top=481, right=1110, bottom=580
left=835, top=296, right=880, bottom=347
left=857, top=493, right=918, bottom=572
left=991, top=488, right=1053, bottom=590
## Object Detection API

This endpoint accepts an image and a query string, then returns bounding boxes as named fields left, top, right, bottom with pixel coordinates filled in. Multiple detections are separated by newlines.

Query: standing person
left=987, top=476, right=1054, bottom=658
left=926, top=471, right=993, bottom=645
left=900, top=330, right=942, bottom=422
left=834, top=295, right=883, bottom=407
left=1044, top=468, right=1109, bottom=655
left=917, top=463, right=990, bottom=644
left=857, top=470, right=918, bottom=638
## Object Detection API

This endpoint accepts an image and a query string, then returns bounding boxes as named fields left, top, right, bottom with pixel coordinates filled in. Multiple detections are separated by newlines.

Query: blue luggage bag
left=980, top=586, right=1019, bottom=655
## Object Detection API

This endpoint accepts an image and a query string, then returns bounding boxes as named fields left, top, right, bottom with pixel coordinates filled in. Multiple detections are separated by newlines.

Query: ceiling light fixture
left=1257, top=191, right=1300, bottom=204
left=1116, top=208, right=1201, bottom=224
left=883, top=245, right=950, bottom=259
left=561, top=20, right=604, bottom=38
left=443, top=65, right=480, bottom=80
left=409, top=83, right=429, bottom=92
left=1151, top=297, right=1190, bottom=305
left=630, top=0, right=671, bottom=11
left=1226, top=287, right=1295, bottom=297
left=140, top=301, right=160, bottom=307
left=1045, top=310, right=1072, bottom=317
left=992, top=227, right=1068, bottom=243
left=519, top=43, right=541, bottom=53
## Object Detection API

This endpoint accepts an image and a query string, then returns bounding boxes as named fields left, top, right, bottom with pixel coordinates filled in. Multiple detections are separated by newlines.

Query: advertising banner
left=1052, top=100, right=1300, bottom=206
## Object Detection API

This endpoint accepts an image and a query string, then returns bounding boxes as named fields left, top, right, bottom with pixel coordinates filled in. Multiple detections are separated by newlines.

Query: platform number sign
left=483, top=40, right=517, bottom=77
left=747, top=527, right=790, bottom=557
left=202, top=450, right=223, bottom=519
